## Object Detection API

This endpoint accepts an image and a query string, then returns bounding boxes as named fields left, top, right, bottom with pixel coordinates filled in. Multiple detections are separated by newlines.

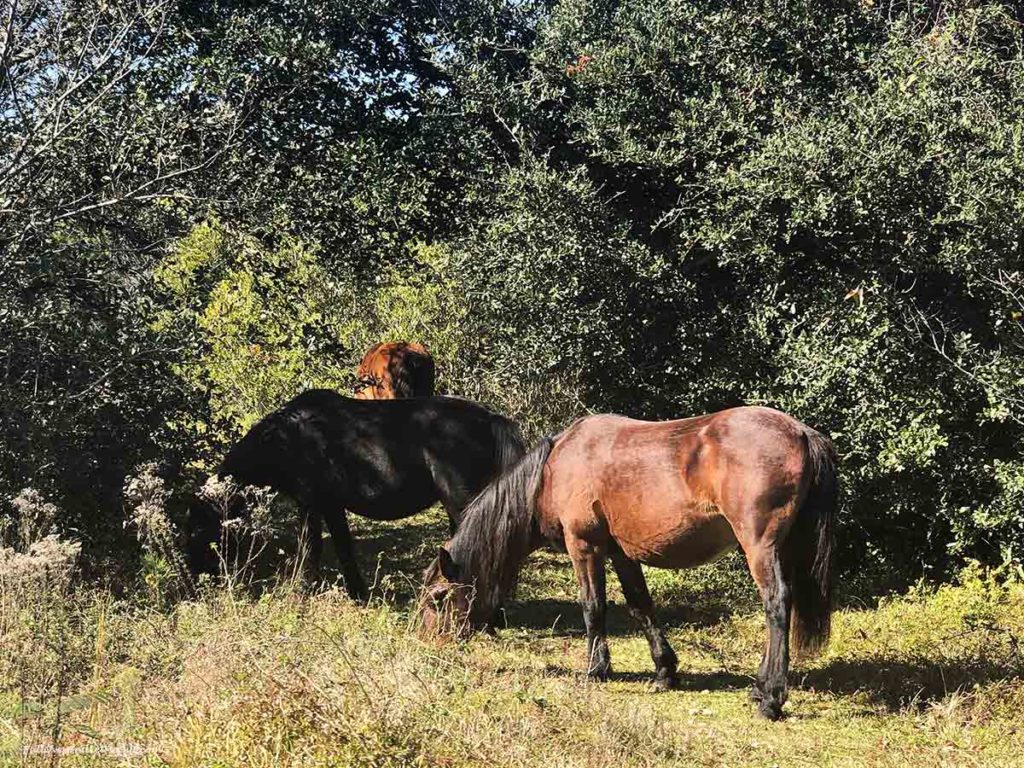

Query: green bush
left=2, top=0, right=1022, bottom=591
left=154, top=220, right=365, bottom=448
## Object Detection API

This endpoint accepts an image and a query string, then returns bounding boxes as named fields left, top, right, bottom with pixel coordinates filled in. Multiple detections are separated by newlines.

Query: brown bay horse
left=421, top=406, right=837, bottom=719
left=354, top=342, right=435, bottom=399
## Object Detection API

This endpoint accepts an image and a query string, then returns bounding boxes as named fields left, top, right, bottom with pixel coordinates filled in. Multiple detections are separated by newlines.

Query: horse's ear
left=438, top=547, right=460, bottom=582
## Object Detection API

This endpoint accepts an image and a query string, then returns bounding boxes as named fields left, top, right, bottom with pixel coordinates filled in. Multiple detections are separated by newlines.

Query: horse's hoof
left=587, top=665, right=612, bottom=682
left=757, top=699, right=784, bottom=721
left=653, top=673, right=678, bottom=692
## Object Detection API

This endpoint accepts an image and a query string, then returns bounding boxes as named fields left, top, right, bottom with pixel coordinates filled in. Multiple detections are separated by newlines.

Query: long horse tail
left=491, top=414, right=528, bottom=474
left=447, top=435, right=555, bottom=615
left=789, top=428, right=838, bottom=656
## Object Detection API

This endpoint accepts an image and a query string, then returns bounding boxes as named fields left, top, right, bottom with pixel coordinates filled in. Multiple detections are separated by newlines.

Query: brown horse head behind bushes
left=353, top=342, right=435, bottom=399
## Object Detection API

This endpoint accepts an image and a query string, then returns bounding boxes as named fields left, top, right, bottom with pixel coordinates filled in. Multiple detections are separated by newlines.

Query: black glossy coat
left=188, top=389, right=524, bottom=598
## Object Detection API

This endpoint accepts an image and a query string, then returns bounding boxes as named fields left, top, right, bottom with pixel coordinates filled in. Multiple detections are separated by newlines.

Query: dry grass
left=2, top=509, right=1023, bottom=767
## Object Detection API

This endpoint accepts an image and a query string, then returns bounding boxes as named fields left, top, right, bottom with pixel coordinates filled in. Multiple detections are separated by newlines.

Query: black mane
left=440, top=436, right=556, bottom=620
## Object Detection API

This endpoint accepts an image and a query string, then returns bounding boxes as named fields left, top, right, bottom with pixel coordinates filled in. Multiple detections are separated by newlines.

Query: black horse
left=187, top=389, right=525, bottom=599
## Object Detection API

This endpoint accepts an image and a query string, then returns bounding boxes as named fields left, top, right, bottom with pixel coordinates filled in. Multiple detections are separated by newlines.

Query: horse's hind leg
left=744, top=540, right=792, bottom=720
left=321, top=508, right=369, bottom=602
left=566, top=535, right=612, bottom=681
left=609, top=543, right=678, bottom=691
left=425, top=454, right=467, bottom=535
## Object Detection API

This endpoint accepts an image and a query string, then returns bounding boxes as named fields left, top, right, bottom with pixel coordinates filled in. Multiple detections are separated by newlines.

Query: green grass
left=3, top=509, right=1023, bottom=767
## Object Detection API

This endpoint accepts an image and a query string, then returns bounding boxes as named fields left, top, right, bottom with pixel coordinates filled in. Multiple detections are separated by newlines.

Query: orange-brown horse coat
left=538, top=409, right=809, bottom=579
left=423, top=405, right=836, bottom=720
left=353, top=341, right=435, bottom=399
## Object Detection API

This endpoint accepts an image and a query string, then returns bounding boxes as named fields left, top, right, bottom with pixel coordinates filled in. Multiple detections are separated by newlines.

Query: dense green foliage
left=2, top=0, right=1023, bottom=589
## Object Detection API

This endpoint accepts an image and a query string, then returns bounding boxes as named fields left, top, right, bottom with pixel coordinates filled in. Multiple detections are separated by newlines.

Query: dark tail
left=790, top=429, right=838, bottom=656
left=491, top=415, right=527, bottom=474
left=447, top=435, right=555, bottom=615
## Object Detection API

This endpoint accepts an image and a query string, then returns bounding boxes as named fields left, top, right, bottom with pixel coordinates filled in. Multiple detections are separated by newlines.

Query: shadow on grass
left=535, top=663, right=754, bottom=689
left=504, top=598, right=1024, bottom=713
left=230, top=509, right=448, bottom=600
left=301, top=511, right=450, bottom=600
left=796, top=656, right=1024, bottom=711
left=353, top=521, right=448, bottom=595
left=500, top=598, right=734, bottom=636
left=534, top=653, right=1024, bottom=714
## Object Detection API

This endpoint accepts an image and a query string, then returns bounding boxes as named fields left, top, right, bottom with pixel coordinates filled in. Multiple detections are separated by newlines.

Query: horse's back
left=557, top=406, right=816, bottom=471
left=277, top=389, right=506, bottom=435
left=273, top=389, right=519, bottom=517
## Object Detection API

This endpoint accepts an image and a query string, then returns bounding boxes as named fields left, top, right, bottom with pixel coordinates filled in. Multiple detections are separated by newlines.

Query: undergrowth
left=1, top=501, right=1022, bottom=766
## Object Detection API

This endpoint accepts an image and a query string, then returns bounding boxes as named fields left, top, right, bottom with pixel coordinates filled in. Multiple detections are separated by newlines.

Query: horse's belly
left=613, top=511, right=737, bottom=570
left=350, top=497, right=434, bottom=520
left=347, top=482, right=437, bottom=520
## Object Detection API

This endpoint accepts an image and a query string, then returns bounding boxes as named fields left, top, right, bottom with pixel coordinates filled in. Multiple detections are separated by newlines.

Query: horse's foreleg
left=299, top=510, right=323, bottom=588
left=744, top=541, right=791, bottom=720
left=609, top=543, right=677, bottom=690
left=442, top=502, right=460, bottom=536
left=321, top=509, right=369, bottom=602
left=567, top=535, right=611, bottom=681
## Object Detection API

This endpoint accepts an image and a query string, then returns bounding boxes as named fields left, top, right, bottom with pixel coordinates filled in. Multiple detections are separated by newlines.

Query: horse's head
left=352, top=373, right=384, bottom=399
left=185, top=473, right=251, bottom=580
left=419, top=547, right=476, bottom=637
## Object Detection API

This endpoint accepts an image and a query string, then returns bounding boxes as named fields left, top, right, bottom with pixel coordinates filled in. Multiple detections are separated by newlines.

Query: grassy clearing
left=3, top=510, right=1024, bottom=767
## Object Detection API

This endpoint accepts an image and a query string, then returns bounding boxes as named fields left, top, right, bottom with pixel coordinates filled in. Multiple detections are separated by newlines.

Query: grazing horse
left=354, top=342, right=435, bottom=400
left=421, top=406, right=837, bottom=720
left=187, top=389, right=524, bottom=600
